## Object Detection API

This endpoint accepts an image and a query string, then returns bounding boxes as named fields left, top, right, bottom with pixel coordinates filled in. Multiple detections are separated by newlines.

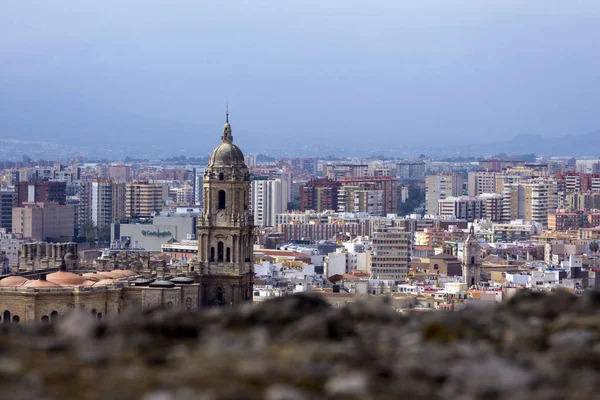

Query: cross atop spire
left=226, top=101, right=229, bottom=123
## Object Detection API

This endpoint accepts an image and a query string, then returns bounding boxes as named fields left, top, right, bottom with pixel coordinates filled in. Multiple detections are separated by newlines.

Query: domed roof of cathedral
left=208, top=142, right=246, bottom=167
left=149, top=279, right=175, bottom=288
left=207, top=117, right=247, bottom=168
left=103, top=270, right=134, bottom=279
left=130, top=278, right=154, bottom=286
left=47, top=265, right=86, bottom=286
left=170, top=276, right=194, bottom=285
left=0, top=275, right=28, bottom=287
left=93, top=279, right=116, bottom=287
left=47, top=271, right=86, bottom=286
left=23, top=278, right=62, bottom=289
left=82, top=272, right=113, bottom=281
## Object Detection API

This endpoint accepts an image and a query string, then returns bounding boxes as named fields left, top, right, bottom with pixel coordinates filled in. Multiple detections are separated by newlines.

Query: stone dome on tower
left=206, top=114, right=247, bottom=168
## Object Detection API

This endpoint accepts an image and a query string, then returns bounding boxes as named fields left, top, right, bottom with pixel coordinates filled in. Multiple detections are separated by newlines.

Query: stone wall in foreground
left=1, top=290, right=600, bottom=399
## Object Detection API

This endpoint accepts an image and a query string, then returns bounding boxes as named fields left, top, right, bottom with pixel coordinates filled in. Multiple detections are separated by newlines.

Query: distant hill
left=471, top=131, right=600, bottom=157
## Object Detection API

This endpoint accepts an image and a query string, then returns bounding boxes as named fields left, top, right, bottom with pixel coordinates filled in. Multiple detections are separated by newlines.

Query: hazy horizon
left=2, top=1, right=600, bottom=157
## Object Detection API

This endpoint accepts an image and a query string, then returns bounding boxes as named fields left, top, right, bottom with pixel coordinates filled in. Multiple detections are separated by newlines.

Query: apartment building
left=0, top=190, right=14, bottom=231
left=397, top=160, right=426, bottom=181
left=14, top=180, right=67, bottom=207
left=340, top=176, right=398, bottom=216
left=426, top=173, right=464, bottom=215
left=371, top=224, right=411, bottom=281
left=12, top=202, right=75, bottom=241
left=547, top=211, right=585, bottom=231
left=566, top=192, right=600, bottom=211
left=108, top=164, right=132, bottom=183
left=251, top=179, right=287, bottom=227
left=524, top=180, right=550, bottom=227
left=300, top=179, right=341, bottom=212
left=322, top=164, right=369, bottom=180
left=93, top=179, right=126, bottom=227
left=337, top=182, right=384, bottom=216
left=500, top=179, right=552, bottom=226
left=438, top=196, right=484, bottom=222
left=467, top=171, right=497, bottom=197
left=125, top=180, right=165, bottom=218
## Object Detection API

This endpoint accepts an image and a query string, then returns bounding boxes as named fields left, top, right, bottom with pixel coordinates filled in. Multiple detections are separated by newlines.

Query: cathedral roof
left=149, top=279, right=175, bottom=288
left=104, top=270, right=130, bottom=279
left=207, top=118, right=246, bottom=168
left=23, top=279, right=62, bottom=289
left=82, top=272, right=114, bottom=280
left=0, top=275, right=28, bottom=287
left=170, top=276, right=194, bottom=284
left=47, top=271, right=87, bottom=286
left=93, top=279, right=116, bottom=287
left=131, top=278, right=154, bottom=286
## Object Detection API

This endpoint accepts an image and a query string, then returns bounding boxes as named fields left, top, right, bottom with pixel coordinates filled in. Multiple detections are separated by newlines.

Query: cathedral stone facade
left=197, top=115, right=254, bottom=306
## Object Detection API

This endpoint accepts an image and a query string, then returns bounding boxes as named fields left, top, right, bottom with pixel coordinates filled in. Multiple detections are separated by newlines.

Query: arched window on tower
left=219, top=172, right=224, bottom=181
left=226, top=247, right=231, bottom=262
left=217, top=287, right=224, bottom=304
left=218, top=190, right=226, bottom=209
left=3, top=310, right=10, bottom=324
left=471, top=256, right=475, bottom=265
left=218, top=241, right=224, bottom=262
left=210, top=247, right=215, bottom=262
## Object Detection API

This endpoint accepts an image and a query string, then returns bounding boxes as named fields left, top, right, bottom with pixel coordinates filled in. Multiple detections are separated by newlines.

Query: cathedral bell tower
left=197, top=113, right=254, bottom=306
left=462, top=226, right=482, bottom=287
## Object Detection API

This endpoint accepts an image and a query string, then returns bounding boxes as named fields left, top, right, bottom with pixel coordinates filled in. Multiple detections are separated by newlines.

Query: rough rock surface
left=2, top=290, right=600, bottom=399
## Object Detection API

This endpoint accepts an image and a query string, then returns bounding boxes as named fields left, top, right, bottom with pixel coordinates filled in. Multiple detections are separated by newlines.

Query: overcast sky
left=2, top=0, right=600, bottom=154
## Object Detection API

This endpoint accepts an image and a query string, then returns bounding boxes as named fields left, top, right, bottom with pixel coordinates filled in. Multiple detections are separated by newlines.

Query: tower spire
left=222, top=101, right=233, bottom=143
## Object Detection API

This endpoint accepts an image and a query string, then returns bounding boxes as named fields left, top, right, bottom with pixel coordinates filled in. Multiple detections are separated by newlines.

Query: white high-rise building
left=250, top=179, right=287, bottom=227
left=500, top=179, right=551, bottom=226
left=192, top=166, right=205, bottom=205
left=91, top=179, right=126, bottom=228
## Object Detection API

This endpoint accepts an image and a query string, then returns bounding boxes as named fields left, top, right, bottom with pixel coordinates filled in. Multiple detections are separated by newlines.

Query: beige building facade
left=12, top=202, right=75, bottom=241
left=370, top=222, right=411, bottom=281
left=426, top=173, right=463, bottom=215
left=125, top=180, right=165, bottom=218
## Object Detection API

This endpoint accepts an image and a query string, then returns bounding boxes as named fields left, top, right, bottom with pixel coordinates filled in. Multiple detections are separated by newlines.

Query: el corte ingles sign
left=141, top=229, right=173, bottom=238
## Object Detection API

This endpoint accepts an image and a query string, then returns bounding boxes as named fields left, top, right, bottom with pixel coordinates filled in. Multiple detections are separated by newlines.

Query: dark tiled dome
left=149, top=280, right=175, bottom=288
left=131, top=278, right=154, bottom=286
left=170, top=276, right=194, bottom=284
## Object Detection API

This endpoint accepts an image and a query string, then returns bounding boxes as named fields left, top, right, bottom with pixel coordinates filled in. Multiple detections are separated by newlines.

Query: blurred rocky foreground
left=1, top=291, right=600, bottom=400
